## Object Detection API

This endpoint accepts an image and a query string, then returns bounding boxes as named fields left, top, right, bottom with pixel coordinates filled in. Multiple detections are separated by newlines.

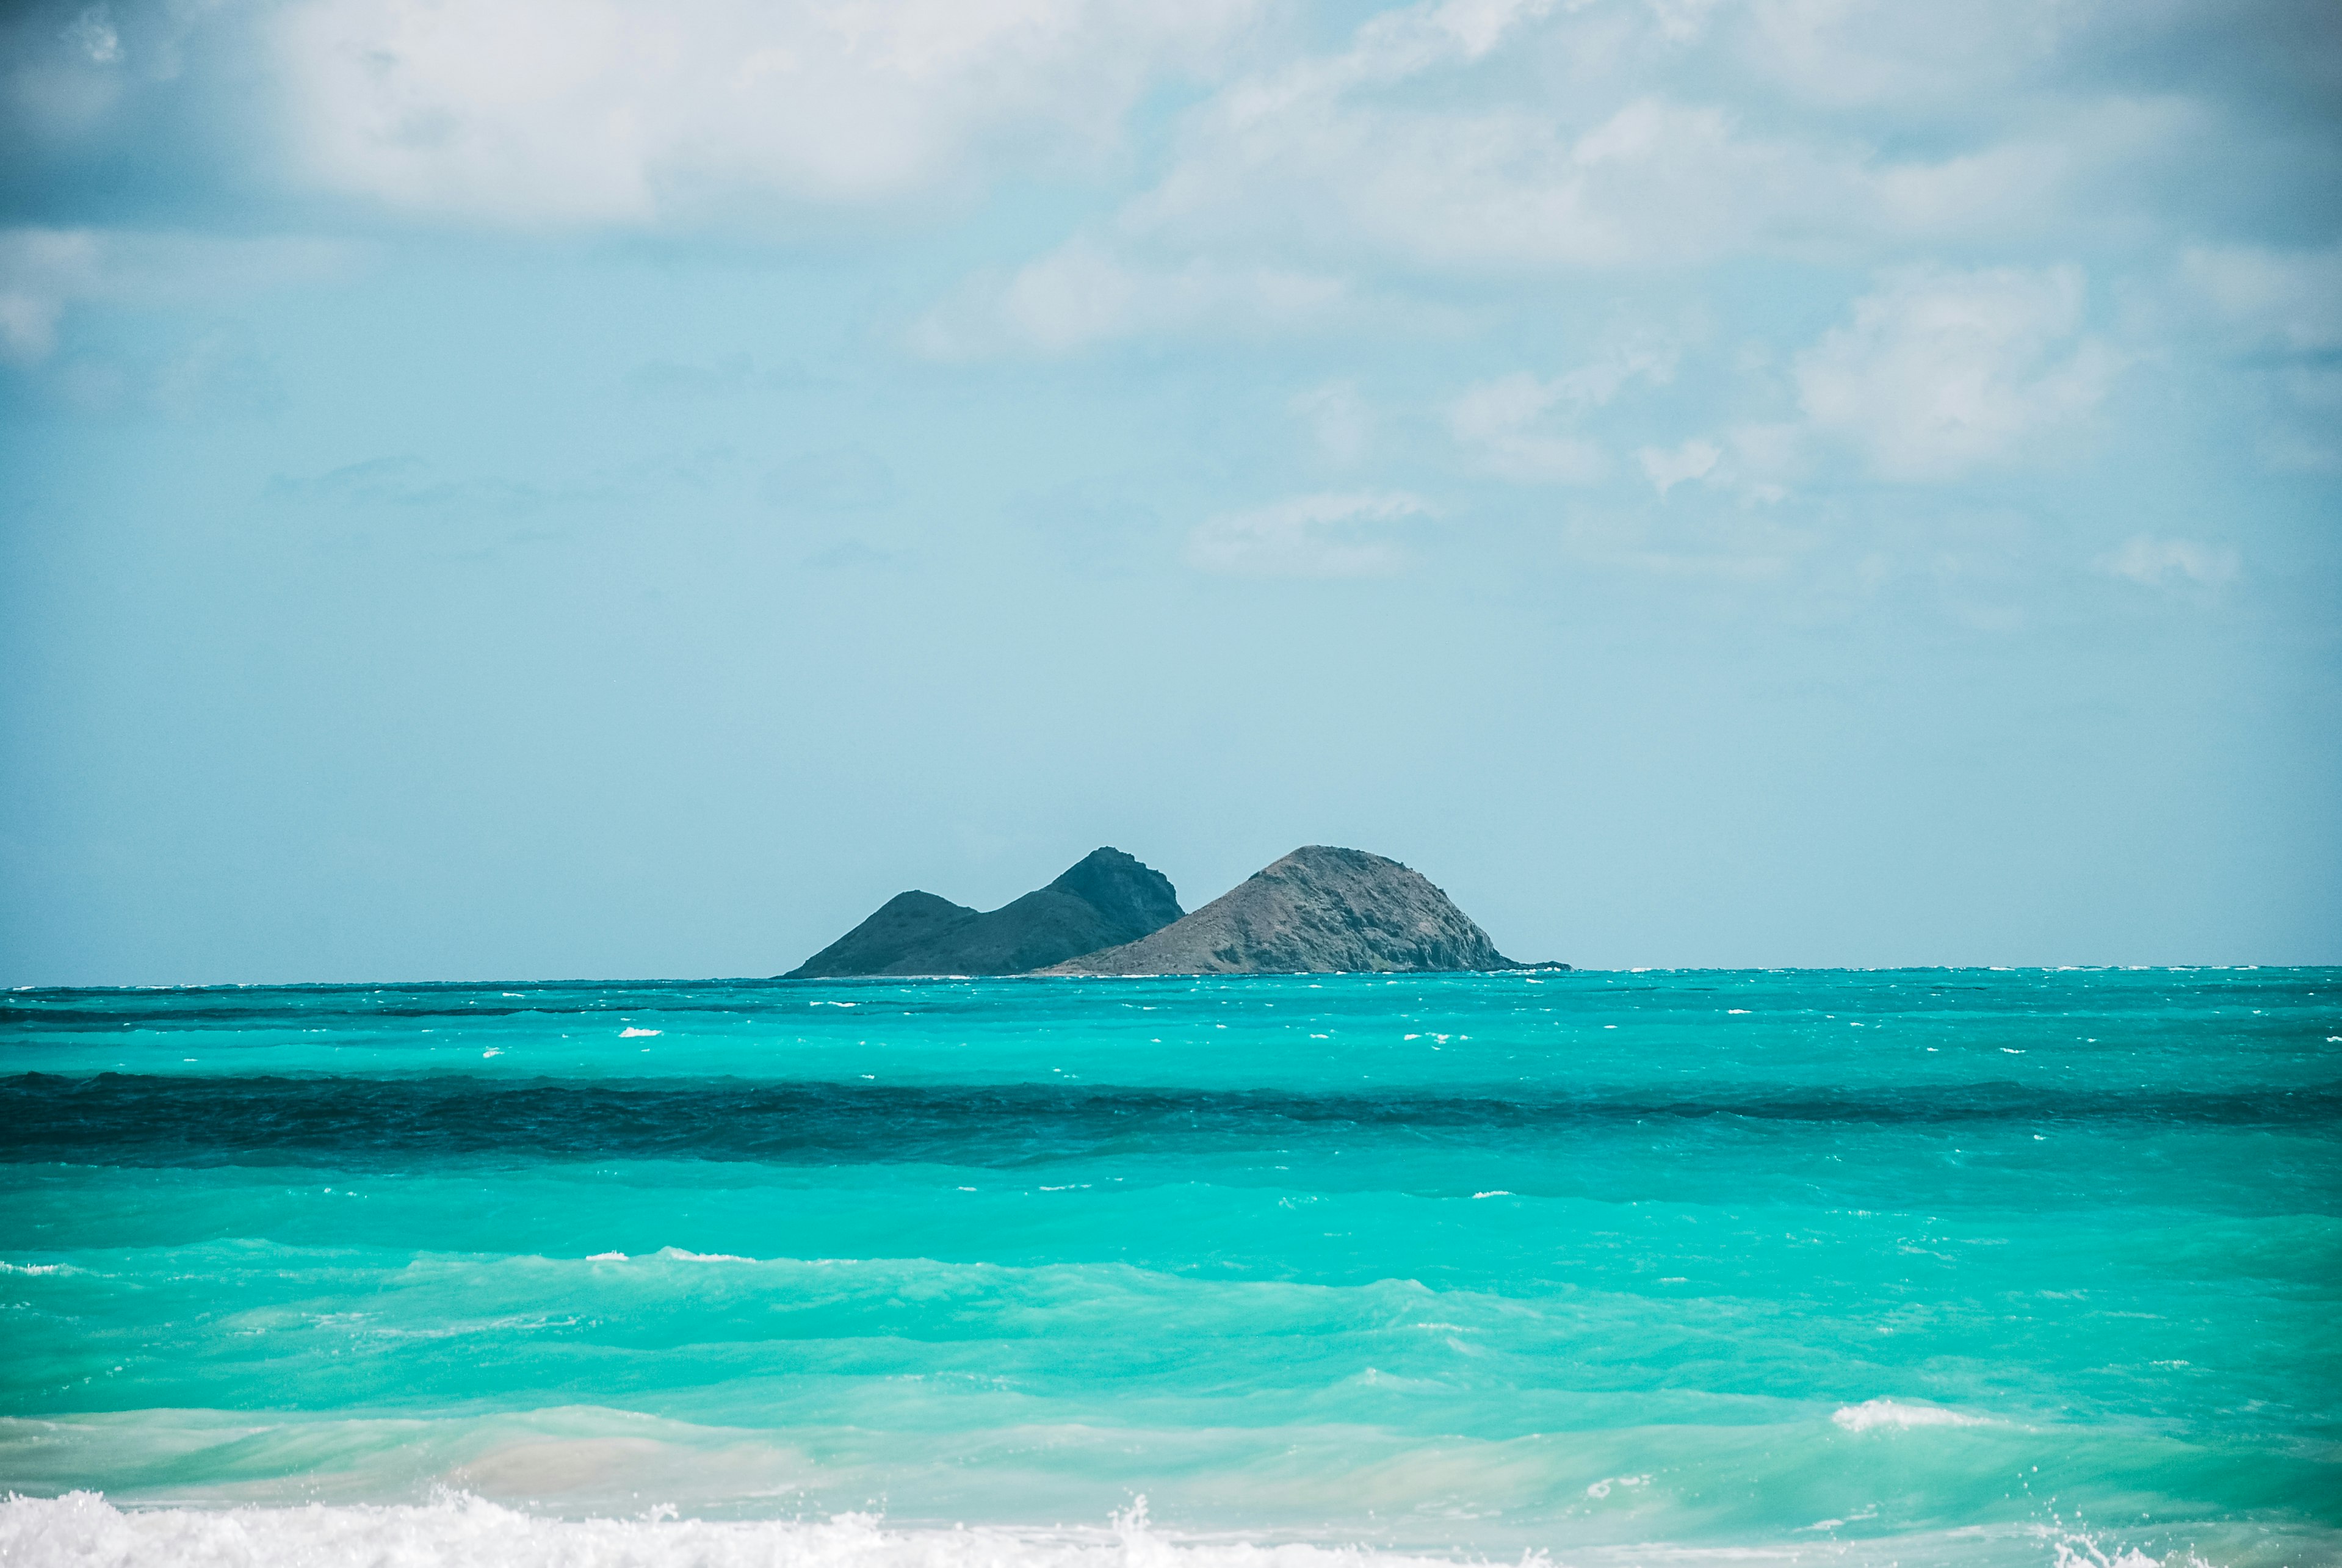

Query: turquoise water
left=2, top=970, right=2336, bottom=1567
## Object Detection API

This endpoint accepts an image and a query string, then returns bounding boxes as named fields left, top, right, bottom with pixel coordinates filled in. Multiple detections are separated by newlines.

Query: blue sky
left=2, top=0, right=2337, bottom=983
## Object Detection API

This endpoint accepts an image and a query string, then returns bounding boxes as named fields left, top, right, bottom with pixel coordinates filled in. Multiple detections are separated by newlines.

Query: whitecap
left=1585, top=1474, right=1650, bottom=1499
left=2046, top=1525, right=2216, bottom=1568
left=1831, top=1399, right=1989, bottom=1431
left=620, top=1027, right=662, bottom=1038
left=0, top=1492, right=1480, bottom=1568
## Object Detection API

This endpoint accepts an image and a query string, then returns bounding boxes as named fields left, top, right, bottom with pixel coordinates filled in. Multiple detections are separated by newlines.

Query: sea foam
left=0, top=1495, right=2239, bottom=1568
left=1831, top=1400, right=1990, bottom=1432
left=0, top=1494, right=1459, bottom=1568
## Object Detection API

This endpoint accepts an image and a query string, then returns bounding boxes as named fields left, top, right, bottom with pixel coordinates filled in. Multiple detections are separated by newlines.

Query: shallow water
left=2, top=970, right=2336, bottom=1567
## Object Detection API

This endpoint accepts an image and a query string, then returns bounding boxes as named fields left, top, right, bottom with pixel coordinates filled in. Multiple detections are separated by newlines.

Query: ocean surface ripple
left=1, top=969, right=2335, bottom=1568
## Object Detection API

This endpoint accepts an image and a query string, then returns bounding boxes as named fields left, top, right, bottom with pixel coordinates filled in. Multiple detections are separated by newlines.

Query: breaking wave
left=0, top=1494, right=1464, bottom=1568
left=1831, top=1400, right=1993, bottom=1432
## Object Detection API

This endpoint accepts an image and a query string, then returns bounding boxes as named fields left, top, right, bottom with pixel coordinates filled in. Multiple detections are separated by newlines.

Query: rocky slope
left=782, top=848, right=1181, bottom=978
left=1039, top=845, right=1520, bottom=975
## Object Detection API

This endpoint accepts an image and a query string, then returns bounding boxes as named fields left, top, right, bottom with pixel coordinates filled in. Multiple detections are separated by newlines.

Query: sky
left=1, top=0, right=2337, bottom=984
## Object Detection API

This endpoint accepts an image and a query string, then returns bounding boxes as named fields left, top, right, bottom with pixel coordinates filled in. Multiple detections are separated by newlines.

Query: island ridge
left=786, top=844, right=1562, bottom=976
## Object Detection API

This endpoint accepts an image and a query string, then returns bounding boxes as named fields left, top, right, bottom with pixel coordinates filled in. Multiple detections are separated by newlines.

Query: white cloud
left=1449, top=341, right=1675, bottom=483
left=1090, top=0, right=2188, bottom=281
left=2255, top=366, right=2342, bottom=472
left=1185, top=490, right=1431, bottom=577
left=1290, top=380, right=1373, bottom=466
left=270, top=0, right=1262, bottom=226
left=2, top=0, right=2235, bottom=272
left=1872, top=99, right=2202, bottom=246
left=1451, top=374, right=1606, bottom=482
left=151, top=327, right=286, bottom=419
left=1548, top=339, right=1682, bottom=407
left=1621, top=425, right=1799, bottom=504
left=66, top=6, right=125, bottom=67
left=907, top=236, right=1390, bottom=357
left=1737, top=0, right=2080, bottom=113
left=2181, top=244, right=2342, bottom=355
left=2174, top=245, right=2342, bottom=472
left=1795, top=266, right=2119, bottom=480
left=0, top=227, right=353, bottom=367
left=1718, top=422, right=1802, bottom=502
left=902, top=0, right=2188, bottom=357
left=1132, top=80, right=1846, bottom=273
left=0, top=229, right=95, bottom=363
left=1637, top=438, right=1721, bottom=497
left=2093, top=536, right=2240, bottom=589
left=1555, top=504, right=1815, bottom=581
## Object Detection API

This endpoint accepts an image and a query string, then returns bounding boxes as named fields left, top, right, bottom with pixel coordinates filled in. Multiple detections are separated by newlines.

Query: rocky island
left=785, top=844, right=1561, bottom=976
left=783, top=847, right=1183, bottom=978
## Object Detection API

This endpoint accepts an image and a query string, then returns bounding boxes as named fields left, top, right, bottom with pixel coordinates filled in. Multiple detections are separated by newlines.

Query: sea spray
left=0, top=1493, right=1512, bottom=1568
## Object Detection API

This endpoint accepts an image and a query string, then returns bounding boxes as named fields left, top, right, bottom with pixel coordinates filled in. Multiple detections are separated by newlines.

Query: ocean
left=1, top=970, right=2335, bottom=1567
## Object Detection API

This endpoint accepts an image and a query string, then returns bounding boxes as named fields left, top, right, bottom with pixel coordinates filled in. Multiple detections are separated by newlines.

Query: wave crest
left=0, top=1492, right=1480, bottom=1568
left=1831, top=1399, right=1990, bottom=1432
